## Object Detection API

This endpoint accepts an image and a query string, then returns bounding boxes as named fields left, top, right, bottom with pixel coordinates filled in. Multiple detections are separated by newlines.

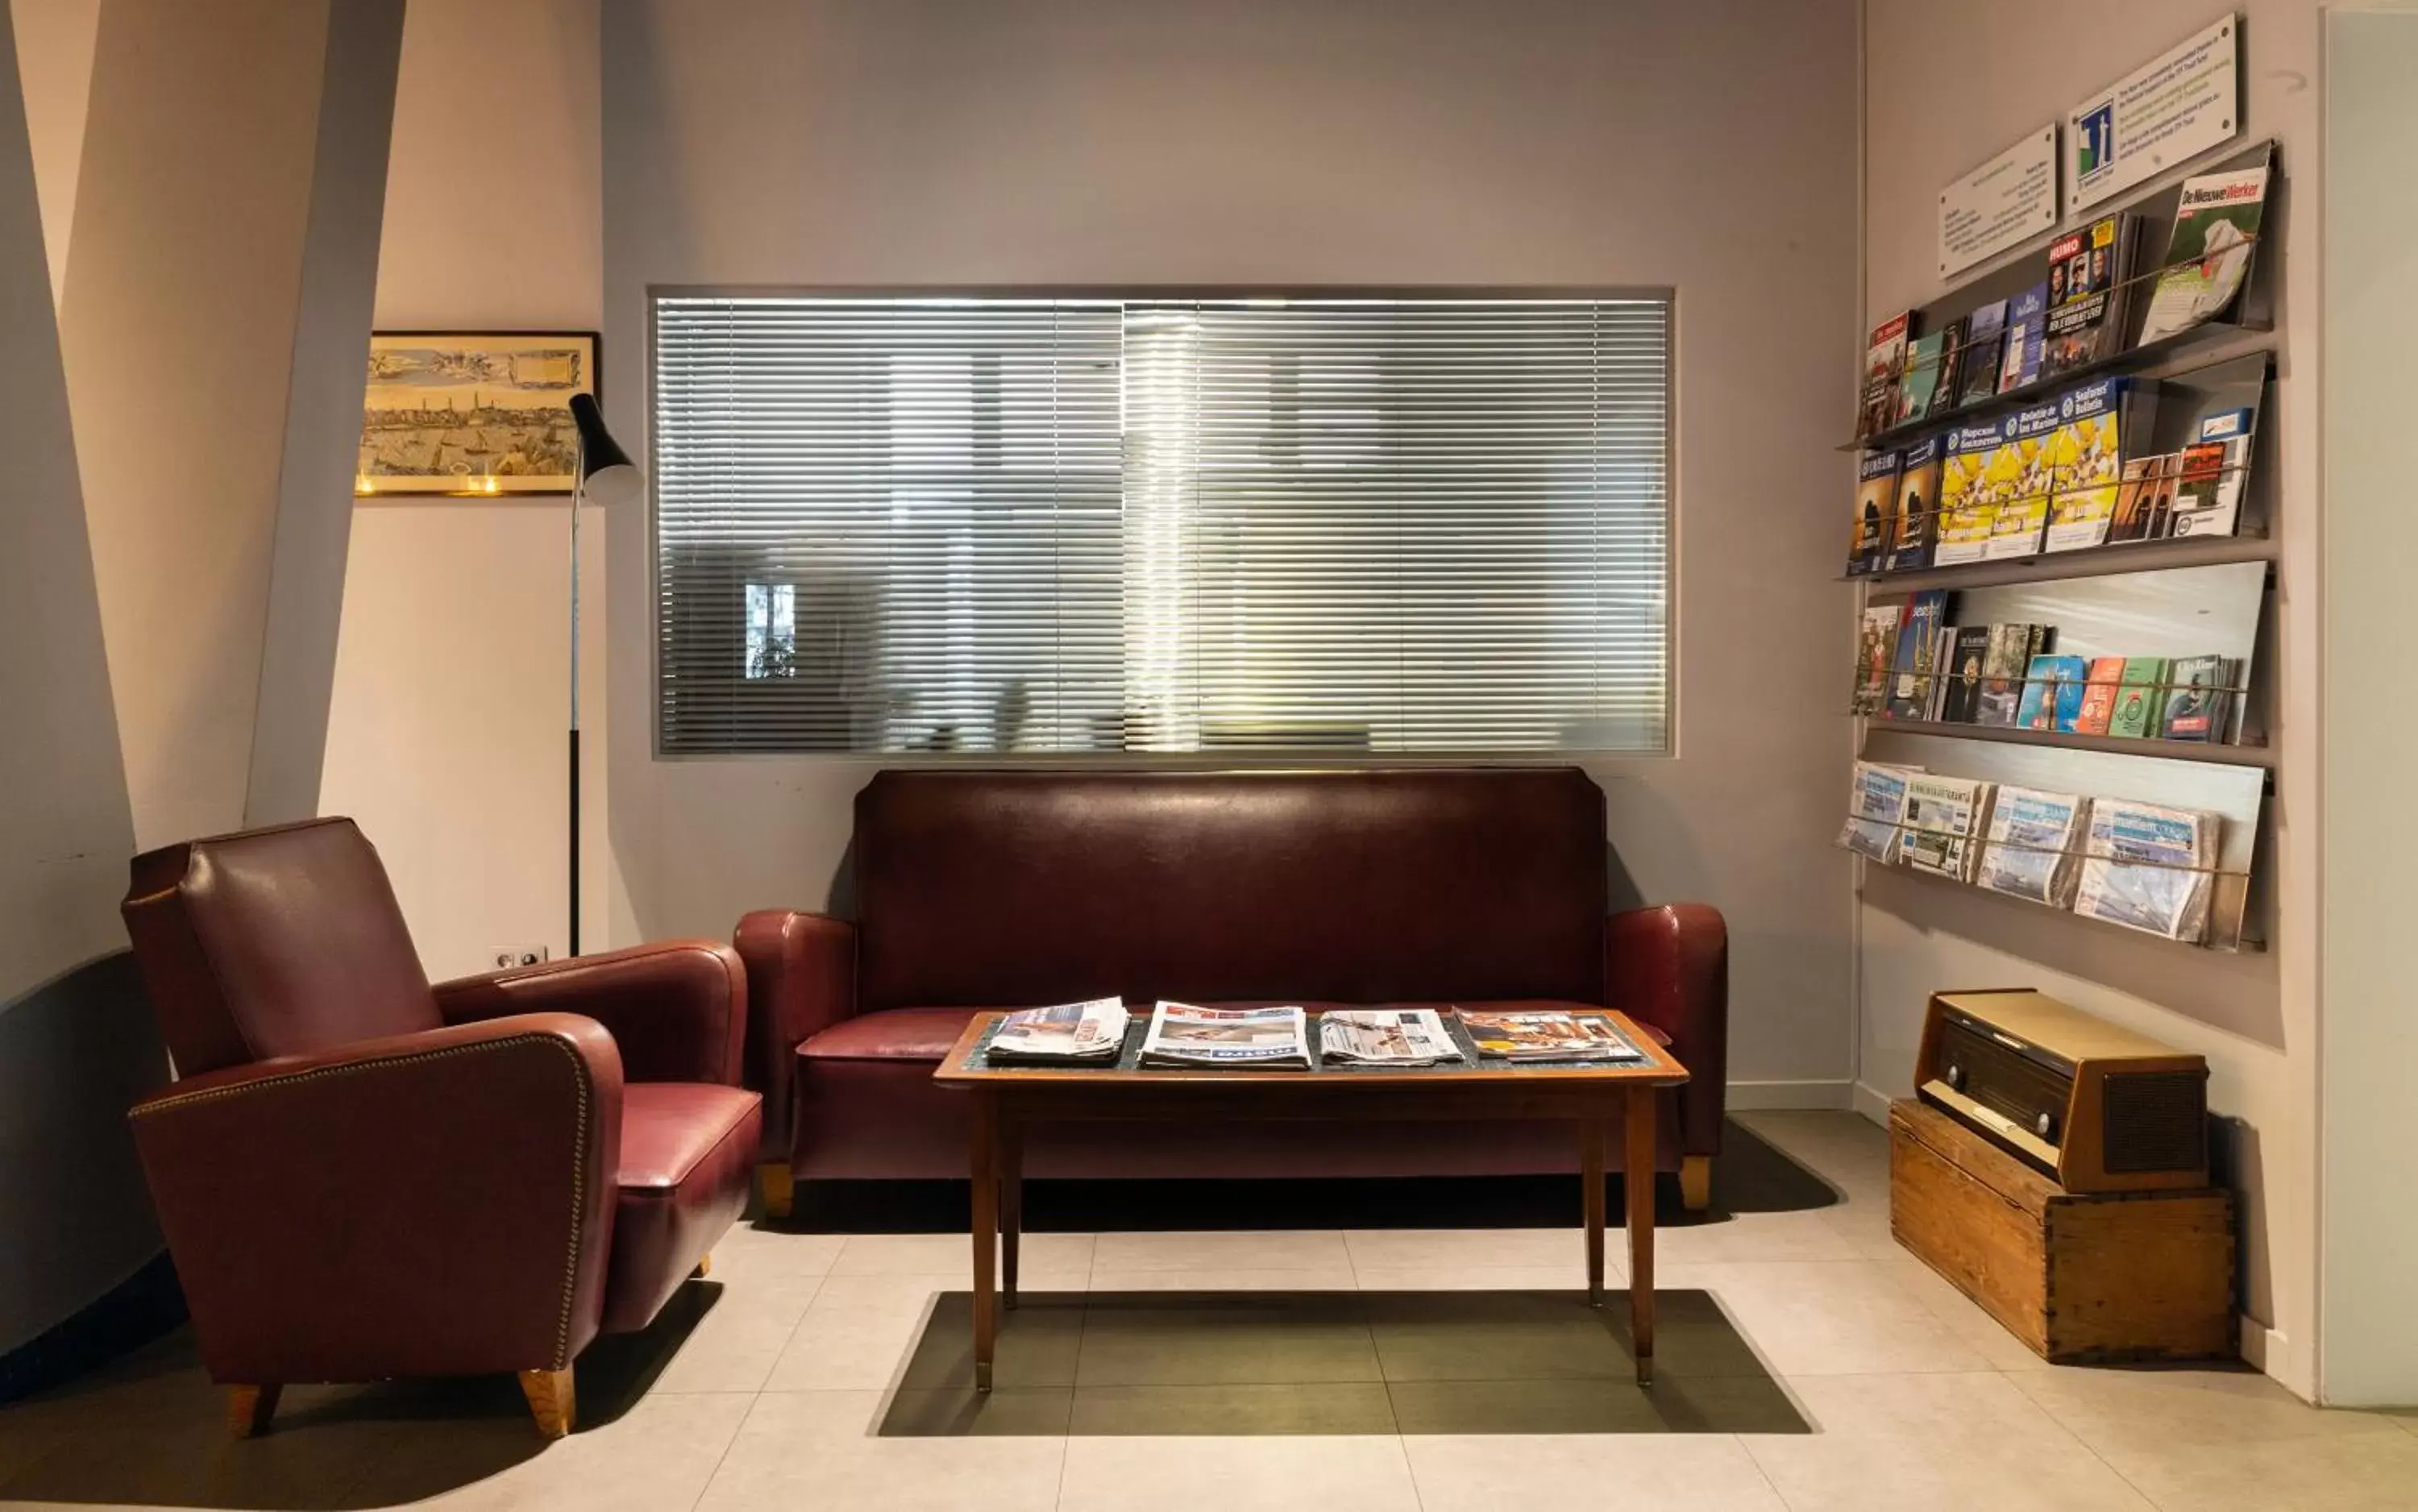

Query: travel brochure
left=985, top=1002, right=1645, bottom=1070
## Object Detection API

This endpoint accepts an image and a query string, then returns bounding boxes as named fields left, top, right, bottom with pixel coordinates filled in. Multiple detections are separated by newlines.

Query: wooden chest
left=1888, top=1098, right=2235, bottom=1364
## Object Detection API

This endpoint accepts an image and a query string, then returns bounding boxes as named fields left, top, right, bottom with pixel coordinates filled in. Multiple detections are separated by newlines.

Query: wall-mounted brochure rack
left=1843, top=139, right=2285, bottom=961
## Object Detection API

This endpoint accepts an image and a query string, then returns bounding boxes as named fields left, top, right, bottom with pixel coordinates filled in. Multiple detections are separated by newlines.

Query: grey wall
left=599, top=0, right=1863, bottom=1097
left=0, top=0, right=160, bottom=1356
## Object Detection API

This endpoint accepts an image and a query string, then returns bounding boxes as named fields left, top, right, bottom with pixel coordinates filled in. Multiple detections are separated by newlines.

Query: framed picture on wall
left=355, top=330, right=600, bottom=496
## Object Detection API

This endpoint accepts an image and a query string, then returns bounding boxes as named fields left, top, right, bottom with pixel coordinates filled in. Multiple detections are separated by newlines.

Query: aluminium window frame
left=646, top=284, right=1681, bottom=764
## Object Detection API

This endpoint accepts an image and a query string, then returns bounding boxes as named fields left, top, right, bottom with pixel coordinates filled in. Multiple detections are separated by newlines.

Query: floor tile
left=1668, top=1259, right=1994, bottom=1375
left=710, top=1226, right=850, bottom=1281
left=1741, top=1371, right=2154, bottom=1510
left=1090, top=1265, right=1361, bottom=1292
left=649, top=1273, right=825, bottom=1394
left=1731, top=1110, right=1891, bottom=1190
left=2091, top=1429, right=2418, bottom=1512
left=896, top=1292, right=1088, bottom=1390
left=1352, top=1263, right=1616, bottom=1292
left=696, top=1389, right=1065, bottom=1512
left=1386, top=1373, right=1806, bottom=1435
left=1403, top=1431, right=1789, bottom=1510
left=1077, top=1297, right=1381, bottom=1386
left=812, top=1269, right=1088, bottom=1315
left=878, top=1386, right=1076, bottom=1438
left=2009, top=1365, right=2404, bottom=1454
left=393, top=1389, right=753, bottom=1511
left=763, top=1305, right=933, bottom=1391
left=1872, top=1253, right=2053, bottom=1372
left=1091, top=1228, right=1351, bottom=1271
left=1068, top=1381, right=1398, bottom=1435
left=1341, top=1227, right=1585, bottom=1271
left=829, top=1231, right=1095, bottom=1276
left=1058, top=1433, right=1420, bottom=1512
left=1651, top=1208, right=1864, bottom=1265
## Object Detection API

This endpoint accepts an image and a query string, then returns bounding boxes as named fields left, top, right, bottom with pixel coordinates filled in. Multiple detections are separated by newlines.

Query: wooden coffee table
left=933, top=1009, right=1689, bottom=1389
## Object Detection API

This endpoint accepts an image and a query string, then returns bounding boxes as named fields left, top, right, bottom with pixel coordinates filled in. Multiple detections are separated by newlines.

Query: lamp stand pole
left=568, top=443, right=585, bottom=960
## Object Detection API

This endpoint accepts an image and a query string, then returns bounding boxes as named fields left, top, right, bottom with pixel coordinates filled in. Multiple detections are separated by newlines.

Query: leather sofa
left=119, top=818, right=761, bottom=1439
left=736, top=768, right=1726, bottom=1215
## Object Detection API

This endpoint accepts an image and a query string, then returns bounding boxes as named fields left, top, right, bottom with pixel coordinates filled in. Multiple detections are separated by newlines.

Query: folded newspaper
left=2074, top=798, right=2222, bottom=943
left=1839, top=761, right=1919, bottom=863
left=1976, top=785, right=2090, bottom=907
left=986, top=997, right=1132, bottom=1063
left=1456, top=1010, right=1648, bottom=1064
left=1898, top=774, right=1995, bottom=883
left=1319, top=1008, right=1466, bottom=1067
left=1140, top=1001, right=1312, bottom=1069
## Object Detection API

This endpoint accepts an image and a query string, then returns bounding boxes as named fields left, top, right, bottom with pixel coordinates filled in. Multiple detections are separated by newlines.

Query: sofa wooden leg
left=695, top=1251, right=713, bottom=1279
left=518, top=1368, right=575, bottom=1439
left=226, top=1384, right=280, bottom=1438
left=1679, top=1154, right=1713, bottom=1212
left=758, top=1161, right=795, bottom=1221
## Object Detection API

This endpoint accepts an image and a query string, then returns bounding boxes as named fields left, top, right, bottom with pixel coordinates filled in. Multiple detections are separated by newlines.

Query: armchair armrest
left=435, top=941, right=746, bottom=1086
left=127, top=1014, right=623, bottom=1385
left=731, top=910, right=857, bottom=1157
left=1606, top=903, right=1728, bottom=1157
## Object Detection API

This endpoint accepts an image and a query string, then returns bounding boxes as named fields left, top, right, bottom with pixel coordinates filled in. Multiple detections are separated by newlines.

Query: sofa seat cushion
left=599, top=1082, right=762, bottom=1335
left=798, top=999, right=1667, bottom=1069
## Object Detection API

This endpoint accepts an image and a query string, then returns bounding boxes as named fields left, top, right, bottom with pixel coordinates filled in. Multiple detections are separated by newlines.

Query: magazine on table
left=986, top=997, right=1132, bottom=1063
left=1140, top=1001, right=1311, bottom=1069
left=2073, top=799, right=2222, bottom=943
left=1319, top=1008, right=1466, bottom=1067
left=1456, top=1009, right=1649, bottom=1064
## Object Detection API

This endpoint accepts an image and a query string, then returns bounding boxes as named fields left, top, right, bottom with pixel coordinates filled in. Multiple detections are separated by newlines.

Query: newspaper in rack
left=1140, top=1001, right=1312, bottom=1069
left=1897, top=774, right=1995, bottom=883
left=1319, top=1008, right=1466, bottom=1067
left=1976, top=785, right=2090, bottom=907
left=1456, top=1010, right=1649, bottom=1064
left=1840, top=761, right=1919, bottom=864
left=2073, top=798, right=2221, bottom=944
left=987, top=997, right=1132, bottom=1063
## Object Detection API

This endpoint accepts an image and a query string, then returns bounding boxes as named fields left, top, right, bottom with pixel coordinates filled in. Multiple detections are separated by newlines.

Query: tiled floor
left=4, top=1110, right=2415, bottom=1510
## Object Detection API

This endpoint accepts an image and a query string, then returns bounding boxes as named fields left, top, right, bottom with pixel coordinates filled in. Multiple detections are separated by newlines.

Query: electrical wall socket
left=490, top=944, right=550, bottom=971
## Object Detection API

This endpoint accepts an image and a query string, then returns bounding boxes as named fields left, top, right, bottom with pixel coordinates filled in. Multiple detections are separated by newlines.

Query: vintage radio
left=1914, top=989, right=2208, bottom=1193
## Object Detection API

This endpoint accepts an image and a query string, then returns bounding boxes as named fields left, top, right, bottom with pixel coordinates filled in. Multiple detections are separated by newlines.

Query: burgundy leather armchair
left=119, top=818, right=762, bottom=1439
left=736, top=768, right=1726, bottom=1216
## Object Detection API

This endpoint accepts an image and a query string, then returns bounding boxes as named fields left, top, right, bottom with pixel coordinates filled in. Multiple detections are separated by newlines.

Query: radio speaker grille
left=2103, top=1073, right=2206, bottom=1173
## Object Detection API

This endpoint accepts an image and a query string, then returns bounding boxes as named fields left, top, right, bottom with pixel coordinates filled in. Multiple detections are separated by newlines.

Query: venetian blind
left=654, top=294, right=1670, bottom=754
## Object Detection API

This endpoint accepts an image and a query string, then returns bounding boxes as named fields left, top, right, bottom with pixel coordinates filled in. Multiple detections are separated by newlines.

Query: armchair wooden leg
left=518, top=1368, right=575, bottom=1439
left=1679, top=1154, right=1713, bottom=1213
left=695, top=1251, right=713, bottom=1279
left=226, top=1384, right=280, bottom=1438
left=758, top=1161, right=795, bottom=1221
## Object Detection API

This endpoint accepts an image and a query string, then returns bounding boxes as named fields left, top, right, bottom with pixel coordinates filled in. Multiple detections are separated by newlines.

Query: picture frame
left=355, top=330, right=600, bottom=496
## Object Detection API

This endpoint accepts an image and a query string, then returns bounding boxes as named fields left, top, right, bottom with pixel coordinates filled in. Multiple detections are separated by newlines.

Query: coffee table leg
left=970, top=1093, right=998, bottom=1391
left=999, top=1116, right=1023, bottom=1310
left=1581, top=1116, right=1606, bottom=1306
left=1624, top=1084, right=1656, bottom=1385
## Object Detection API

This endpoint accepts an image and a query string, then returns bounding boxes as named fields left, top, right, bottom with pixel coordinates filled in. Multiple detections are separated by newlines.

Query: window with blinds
left=653, top=293, right=1670, bottom=755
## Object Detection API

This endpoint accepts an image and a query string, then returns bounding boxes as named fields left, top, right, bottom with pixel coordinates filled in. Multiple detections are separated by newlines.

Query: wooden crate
left=1888, top=1098, right=2234, bottom=1364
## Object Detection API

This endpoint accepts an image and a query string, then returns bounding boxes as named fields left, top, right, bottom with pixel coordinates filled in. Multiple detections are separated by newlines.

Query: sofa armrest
left=1606, top=903, right=1727, bottom=1157
left=434, top=941, right=746, bottom=1086
left=127, top=1014, right=623, bottom=1385
left=732, top=910, right=857, bottom=1156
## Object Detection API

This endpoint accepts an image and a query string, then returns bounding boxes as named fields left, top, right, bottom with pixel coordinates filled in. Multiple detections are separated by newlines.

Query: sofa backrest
left=853, top=767, right=1606, bottom=1011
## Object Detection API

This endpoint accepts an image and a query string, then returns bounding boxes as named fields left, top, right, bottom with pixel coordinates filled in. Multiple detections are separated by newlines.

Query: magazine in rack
left=1140, top=1001, right=1312, bottom=1069
left=1319, top=1008, right=1466, bottom=1067
left=986, top=997, right=1132, bottom=1063
left=1456, top=1010, right=1650, bottom=1065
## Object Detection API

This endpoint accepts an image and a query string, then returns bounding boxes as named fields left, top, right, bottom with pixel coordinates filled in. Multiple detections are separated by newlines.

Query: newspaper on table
left=1839, top=761, right=1921, bottom=863
left=1456, top=1010, right=1650, bottom=1064
left=2073, top=798, right=2222, bottom=943
left=1319, top=1007, right=1466, bottom=1067
left=1975, top=785, right=2091, bottom=907
left=1897, top=774, right=1996, bottom=883
left=1140, top=1001, right=1311, bottom=1069
left=986, top=996, right=1132, bottom=1063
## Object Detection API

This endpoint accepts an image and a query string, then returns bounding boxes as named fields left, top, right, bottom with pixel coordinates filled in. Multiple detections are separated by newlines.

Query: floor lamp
left=567, top=392, right=634, bottom=958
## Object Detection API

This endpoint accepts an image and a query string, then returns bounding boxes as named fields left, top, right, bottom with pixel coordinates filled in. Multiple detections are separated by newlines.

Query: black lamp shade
left=570, top=392, right=634, bottom=480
